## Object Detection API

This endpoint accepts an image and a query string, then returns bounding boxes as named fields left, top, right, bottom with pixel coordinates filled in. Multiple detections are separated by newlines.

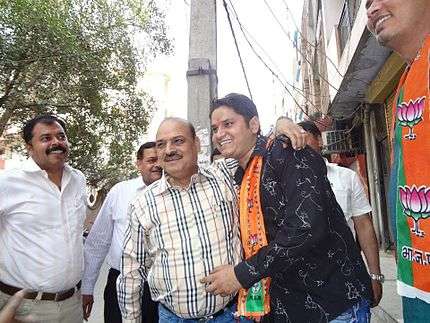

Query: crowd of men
left=0, top=0, right=429, bottom=322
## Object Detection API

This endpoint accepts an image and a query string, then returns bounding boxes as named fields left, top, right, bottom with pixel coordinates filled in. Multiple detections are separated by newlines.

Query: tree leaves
left=0, top=0, right=171, bottom=189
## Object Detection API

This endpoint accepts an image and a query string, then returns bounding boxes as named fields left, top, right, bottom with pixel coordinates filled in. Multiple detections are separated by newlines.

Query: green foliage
left=0, top=0, right=171, bottom=188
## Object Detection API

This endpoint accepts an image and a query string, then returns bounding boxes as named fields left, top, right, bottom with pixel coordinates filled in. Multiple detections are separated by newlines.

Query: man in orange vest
left=366, top=0, right=430, bottom=321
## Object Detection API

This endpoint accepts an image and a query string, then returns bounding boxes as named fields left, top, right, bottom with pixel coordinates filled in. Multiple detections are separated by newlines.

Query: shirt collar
left=233, top=135, right=268, bottom=184
left=22, top=157, right=44, bottom=173
left=252, top=135, right=269, bottom=158
left=323, top=157, right=338, bottom=168
left=22, top=157, right=72, bottom=175
left=155, top=167, right=215, bottom=194
left=134, top=176, right=147, bottom=191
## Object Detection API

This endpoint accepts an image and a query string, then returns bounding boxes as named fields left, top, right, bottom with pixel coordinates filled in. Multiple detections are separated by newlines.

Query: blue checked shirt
left=117, top=160, right=242, bottom=322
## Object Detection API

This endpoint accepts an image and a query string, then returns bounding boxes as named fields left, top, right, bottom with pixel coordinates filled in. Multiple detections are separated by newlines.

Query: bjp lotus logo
left=397, top=96, right=425, bottom=140
left=399, top=185, right=430, bottom=237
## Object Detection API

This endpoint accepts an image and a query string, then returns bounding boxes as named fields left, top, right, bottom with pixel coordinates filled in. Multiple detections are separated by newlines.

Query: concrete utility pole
left=187, top=0, right=217, bottom=167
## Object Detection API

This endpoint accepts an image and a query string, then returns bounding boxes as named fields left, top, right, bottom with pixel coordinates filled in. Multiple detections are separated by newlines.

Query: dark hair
left=186, top=121, right=196, bottom=139
left=136, top=141, right=156, bottom=160
left=210, top=93, right=259, bottom=122
left=22, top=114, right=67, bottom=144
left=298, top=120, right=321, bottom=138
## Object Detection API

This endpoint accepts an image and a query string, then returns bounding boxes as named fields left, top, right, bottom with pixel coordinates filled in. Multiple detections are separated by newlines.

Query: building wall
left=325, top=0, right=368, bottom=101
left=300, top=0, right=333, bottom=117
left=300, top=0, right=400, bottom=247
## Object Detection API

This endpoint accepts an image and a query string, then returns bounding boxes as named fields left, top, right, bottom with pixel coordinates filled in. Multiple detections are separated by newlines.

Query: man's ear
left=135, top=159, right=142, bottom=169
left=26, top=143, right=33, bottom=156
left=249, top=116, right=260, bottom=135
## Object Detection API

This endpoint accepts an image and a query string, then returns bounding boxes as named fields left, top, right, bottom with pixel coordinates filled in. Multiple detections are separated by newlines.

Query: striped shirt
left=118, top=159, right=242, bottom=322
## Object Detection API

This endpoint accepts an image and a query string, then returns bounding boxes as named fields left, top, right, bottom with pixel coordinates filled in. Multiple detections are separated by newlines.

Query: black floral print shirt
left=234, top=136, right=372, bottom=323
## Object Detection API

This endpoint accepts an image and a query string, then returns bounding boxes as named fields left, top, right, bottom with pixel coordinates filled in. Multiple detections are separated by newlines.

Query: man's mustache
left=152, top=166, right=162, bottom=172
left=164, top=153, right=182, bottom=162
left=46, top=145, right=67, bottom=154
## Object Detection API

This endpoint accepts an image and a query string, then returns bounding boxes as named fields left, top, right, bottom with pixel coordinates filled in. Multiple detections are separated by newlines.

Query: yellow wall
left=366, top=52, right=405, bottom=103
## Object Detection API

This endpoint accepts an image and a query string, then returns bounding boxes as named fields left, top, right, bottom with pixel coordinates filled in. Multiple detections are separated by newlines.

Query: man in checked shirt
left=117, top=117, right=306, bottom=323
left=117, top=117, right=244, bottom=322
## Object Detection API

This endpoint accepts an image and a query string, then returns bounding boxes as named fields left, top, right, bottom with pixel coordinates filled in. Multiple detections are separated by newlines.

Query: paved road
left=370, top=251, right=402, bottom=322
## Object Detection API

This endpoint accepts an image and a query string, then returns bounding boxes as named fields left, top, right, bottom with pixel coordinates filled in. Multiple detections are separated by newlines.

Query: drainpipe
left=363, top=104, right=386, bottom=249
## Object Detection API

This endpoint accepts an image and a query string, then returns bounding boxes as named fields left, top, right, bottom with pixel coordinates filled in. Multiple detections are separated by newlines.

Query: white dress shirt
left=82, top=177, right=146, bottom=294
left=0, top=158, right=87, bottom=292
left=325, top=159, right=373, bottom=234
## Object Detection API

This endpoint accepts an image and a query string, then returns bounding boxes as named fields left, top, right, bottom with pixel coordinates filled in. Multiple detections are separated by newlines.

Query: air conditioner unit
left=321, top=129, right=364, bottom=155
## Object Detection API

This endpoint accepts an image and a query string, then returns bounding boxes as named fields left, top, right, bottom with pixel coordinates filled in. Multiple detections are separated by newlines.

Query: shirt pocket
left=210, top=187, right=236, bottom=220
left=65, top=193, right=86, bottom=234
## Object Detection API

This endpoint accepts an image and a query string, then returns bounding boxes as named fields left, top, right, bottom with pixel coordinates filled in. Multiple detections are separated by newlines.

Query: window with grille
left=337, top=0, right=361, bottom=55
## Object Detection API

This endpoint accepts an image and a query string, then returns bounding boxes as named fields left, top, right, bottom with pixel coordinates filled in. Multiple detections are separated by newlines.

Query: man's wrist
left=234, top=261, right=259, bottom=289
left=80, top=284, right=94, bottom=295
left=123, top=318, right=141, bottom=323
left=369, top=273, right=385, bottom=283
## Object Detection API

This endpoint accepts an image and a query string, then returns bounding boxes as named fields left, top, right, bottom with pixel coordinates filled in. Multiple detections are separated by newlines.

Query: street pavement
left=371, top=250, right=402, bottom=322
left=86, top=262, right=108, bottom=323
left=85, top=251, right=402, bottom=322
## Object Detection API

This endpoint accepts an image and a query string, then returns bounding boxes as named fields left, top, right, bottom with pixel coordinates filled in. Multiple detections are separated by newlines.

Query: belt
left=197, top=298, right=237, bottom=322
left=160, top=297, right=237, bottom=323
left=0, top=280, right=81, bottom=302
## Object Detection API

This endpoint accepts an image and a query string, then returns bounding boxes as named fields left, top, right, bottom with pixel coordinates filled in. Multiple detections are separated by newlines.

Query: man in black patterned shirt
left=203, top=93, right=373, bottom=322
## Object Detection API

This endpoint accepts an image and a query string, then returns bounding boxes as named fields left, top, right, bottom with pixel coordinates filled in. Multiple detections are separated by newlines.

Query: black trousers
left=104, top=268, right=159, bottom=323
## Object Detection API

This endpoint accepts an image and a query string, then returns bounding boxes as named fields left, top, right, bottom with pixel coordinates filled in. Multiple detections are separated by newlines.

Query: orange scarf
left=237, top=154, right=271, bottom=319
left=390, top=35, right=430, bottom=301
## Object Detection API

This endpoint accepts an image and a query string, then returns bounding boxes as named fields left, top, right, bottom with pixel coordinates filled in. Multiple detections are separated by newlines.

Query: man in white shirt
left=298, top=120, right=383, bottom=307
left=82, top=142, right=161, bottom=322
left=0, top=115, right=87, bottom=322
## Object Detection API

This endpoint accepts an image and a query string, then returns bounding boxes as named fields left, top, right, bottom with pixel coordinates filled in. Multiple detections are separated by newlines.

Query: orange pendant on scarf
left=237, top=154, right=271, bottom=319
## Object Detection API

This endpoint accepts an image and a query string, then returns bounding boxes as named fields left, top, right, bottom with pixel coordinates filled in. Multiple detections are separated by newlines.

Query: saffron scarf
left=390, top=35, right=430, bottom=302
left=237, top=153, right=271, bottom=319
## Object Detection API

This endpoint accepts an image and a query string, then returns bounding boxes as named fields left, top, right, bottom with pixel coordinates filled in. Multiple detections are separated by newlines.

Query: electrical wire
left=281, top=0, right=345, bottom=78
left=275, top=1, right=374, bottom=117
left=263, top=0, right=340, bottom=92
left=281, top=0, right=373, bottom=87
left=224, top=0, right=364, bottom=123
left=225, top=0, right=326, bottom=121
left=222, top=0, right=253, bottom=100
left=233, top=11, right=332, bottom=100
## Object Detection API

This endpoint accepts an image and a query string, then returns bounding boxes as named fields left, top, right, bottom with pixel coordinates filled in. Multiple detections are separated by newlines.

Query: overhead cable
left=222, top=0, right=254, bottom=100
left=226, top=0, right=324, bottom=120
